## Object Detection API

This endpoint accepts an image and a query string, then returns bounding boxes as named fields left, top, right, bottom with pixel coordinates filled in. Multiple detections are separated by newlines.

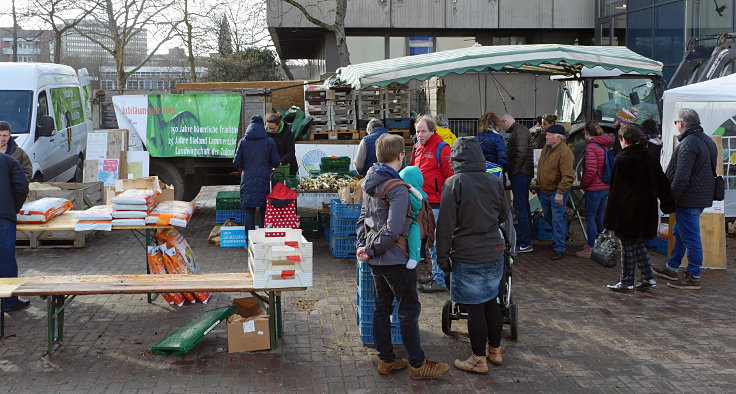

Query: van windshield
left=0, top=91, right=33, bottom=134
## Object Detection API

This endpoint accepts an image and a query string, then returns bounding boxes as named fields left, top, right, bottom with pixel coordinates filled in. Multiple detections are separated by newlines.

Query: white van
left=0, top=63, right=92, bottom=182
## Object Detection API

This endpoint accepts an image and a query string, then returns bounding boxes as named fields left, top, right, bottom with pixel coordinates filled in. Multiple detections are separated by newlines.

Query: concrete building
left=0, top=28, right=52, bottom=63
left=61, top=20, right=148, bottom=65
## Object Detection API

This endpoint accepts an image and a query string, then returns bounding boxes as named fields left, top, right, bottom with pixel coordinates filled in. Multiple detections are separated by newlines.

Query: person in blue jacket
left=354, top=118, right=389, bottom=176
left=1, top=152, right=30, bottom=311
left=476, top=112, right=509, bottom=173
left=233, top=115, right=281, bottom=233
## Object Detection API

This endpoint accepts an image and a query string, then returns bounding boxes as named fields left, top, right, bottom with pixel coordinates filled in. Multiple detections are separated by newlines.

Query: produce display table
left=0, top=273, right=304, bottom=354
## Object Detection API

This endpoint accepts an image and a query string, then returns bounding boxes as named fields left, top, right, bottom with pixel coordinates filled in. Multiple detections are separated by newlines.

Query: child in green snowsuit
left=399, top=166, right=427, bottom=270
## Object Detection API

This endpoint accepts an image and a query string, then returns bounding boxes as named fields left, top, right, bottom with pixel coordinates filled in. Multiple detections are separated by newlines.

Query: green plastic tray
left=151, top=305, right=236, bottom=355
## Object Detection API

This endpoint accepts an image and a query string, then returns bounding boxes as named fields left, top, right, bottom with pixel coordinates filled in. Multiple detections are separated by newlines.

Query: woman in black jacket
left=265, top=113, right=298, bottom=175
left=603, top=124, right=675, bottom=292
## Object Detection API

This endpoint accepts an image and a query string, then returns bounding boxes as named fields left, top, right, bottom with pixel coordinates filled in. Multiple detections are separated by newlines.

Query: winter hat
left=614, top=107, right=638, bottom=125
left=546, top=124, right=566, bottom=136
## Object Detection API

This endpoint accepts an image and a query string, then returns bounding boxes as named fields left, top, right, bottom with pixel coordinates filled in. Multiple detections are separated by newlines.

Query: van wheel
left=150, top=160, right=185, bottom=201
left=32, top=172, right=44, bottom=182
left=73, top=157, right=84, bottom=182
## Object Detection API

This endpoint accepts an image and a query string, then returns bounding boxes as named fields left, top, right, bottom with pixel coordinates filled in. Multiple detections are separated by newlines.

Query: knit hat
left=614, top=107, right=639, bottom=125
left=546, top=124, right=566, bottom=136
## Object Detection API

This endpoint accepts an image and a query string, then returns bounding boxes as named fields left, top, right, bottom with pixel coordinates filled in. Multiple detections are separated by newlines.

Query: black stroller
left=441, top=223, right=519, bottom=341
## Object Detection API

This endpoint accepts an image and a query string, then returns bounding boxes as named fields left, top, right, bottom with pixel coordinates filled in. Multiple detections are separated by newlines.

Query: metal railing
left=449, top=117, right=538, bottom=137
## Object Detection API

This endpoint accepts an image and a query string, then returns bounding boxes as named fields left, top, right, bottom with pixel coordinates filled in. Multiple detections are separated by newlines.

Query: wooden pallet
left=388, top=129, right=411, bottom=138
left=309, top=130, right=365, bottom=141
left=16, top=230, right=96, bottom=249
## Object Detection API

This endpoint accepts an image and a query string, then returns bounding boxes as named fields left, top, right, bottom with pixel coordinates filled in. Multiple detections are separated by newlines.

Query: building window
left=626, top=8, right=653, bottom=58
left=600, top=0, right=628, bottom=17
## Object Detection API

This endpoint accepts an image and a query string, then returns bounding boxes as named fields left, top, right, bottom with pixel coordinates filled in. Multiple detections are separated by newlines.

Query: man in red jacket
left=411, top=115, right=454, bottom=292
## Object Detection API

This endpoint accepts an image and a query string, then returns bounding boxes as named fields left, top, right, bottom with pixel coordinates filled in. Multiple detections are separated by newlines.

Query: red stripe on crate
left=281, top=270, right=295, bottom=279
left=285, top=241, right=299, bottom=248
left=286, top=255, right=301, bottom=262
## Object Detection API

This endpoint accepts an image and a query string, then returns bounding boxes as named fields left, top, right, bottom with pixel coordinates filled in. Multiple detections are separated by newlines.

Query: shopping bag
left=591, top=230, right=618, bottom=268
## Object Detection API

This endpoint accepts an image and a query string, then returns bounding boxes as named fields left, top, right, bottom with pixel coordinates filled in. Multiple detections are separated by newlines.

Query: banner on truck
left=113, top=94, right=242, bottom=158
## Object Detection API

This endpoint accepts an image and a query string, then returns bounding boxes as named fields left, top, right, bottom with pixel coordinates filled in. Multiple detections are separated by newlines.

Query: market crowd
left=353, top=107, right=718, bottom=378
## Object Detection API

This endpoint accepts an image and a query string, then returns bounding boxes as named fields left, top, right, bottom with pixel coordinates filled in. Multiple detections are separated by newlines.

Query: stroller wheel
left=508, top=303, right=519, bottom=341
left=441, top=300, right=452, bottom=335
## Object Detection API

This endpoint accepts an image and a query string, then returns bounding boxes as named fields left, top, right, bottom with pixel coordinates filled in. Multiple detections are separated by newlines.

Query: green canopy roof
left=335, top=44, right=663, bottom=89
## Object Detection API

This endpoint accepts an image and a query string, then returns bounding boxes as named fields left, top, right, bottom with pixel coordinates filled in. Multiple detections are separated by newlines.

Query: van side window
left=37, top=90, right=49, bottom=121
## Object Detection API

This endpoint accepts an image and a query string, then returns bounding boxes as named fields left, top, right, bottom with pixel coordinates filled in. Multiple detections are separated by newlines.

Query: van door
left=32, top=89, right=64, bottom=181
left=47, top=86, right=84, bottom=181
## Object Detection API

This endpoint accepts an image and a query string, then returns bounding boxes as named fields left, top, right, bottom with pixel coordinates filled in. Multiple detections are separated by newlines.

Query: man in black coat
left=603, top=125, right=674, bottom=292
left=501, top=114, right=534, bottom=253
left=0, top=153, right=30, bottom=311
left=654, top=108, right=716, bottom=290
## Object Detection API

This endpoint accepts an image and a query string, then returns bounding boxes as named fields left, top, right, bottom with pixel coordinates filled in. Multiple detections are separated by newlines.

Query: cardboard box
left=220, top=226, right=247, bottom=247
left=105, top=176, right=175, bottom=204
left=226, top=298, right=270, bottom=353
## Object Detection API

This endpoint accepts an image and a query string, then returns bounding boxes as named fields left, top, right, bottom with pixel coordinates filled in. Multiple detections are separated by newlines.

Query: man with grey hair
left=501, top=114, right=535, bottom=253
left=654, top=108, right=716, bottom=290
left=354, top=118, right=389, bottom=175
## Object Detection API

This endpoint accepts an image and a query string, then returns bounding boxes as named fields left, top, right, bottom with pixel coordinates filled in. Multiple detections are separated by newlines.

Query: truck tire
left=150, top=159, right=185, bottom=201
left=72, top=156, right=84, bottom=183
left=183, top=173, right=203, bottom=201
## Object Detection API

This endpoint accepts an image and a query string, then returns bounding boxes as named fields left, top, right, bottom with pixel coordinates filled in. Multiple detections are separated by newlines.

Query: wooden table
left=0, top=274, right=304, bottom=354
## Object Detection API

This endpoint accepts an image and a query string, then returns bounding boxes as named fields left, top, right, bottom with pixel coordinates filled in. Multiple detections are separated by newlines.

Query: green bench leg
left=145, top=229, right=158, bottom=304
left=47, top=295, right=76, bottom=355
left=249, top=291, right=283, bottom=350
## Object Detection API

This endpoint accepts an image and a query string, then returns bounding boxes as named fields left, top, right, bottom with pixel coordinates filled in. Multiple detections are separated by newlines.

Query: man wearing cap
left=536, top=125, right=576, bottom=260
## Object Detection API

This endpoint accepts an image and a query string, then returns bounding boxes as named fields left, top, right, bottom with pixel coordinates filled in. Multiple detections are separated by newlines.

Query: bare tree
left=28, top=0, right=100, bottom=64
left=75, top=0, right=180, bottom=89
left=11, top=0, right=19, bottom=62
left=214, top=0, right=272, bottom=53
left=281, top=0, right=350, bottom=67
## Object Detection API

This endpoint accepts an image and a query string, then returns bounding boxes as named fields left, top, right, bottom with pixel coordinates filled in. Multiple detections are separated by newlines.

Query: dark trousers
left=0, top=218, right=20, bottom=305
left=370, top=264, right=425, bottom=368
left=462, top=301, right=503, bottom=356
left=510, top=173, right=533, bottom=246
left=620, top=238, right=654, bottom=286
left=243, top=207, right=266, bottom=235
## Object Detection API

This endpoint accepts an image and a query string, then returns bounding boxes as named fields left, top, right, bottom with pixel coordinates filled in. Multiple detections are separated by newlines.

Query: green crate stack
left=216, top=191, right=241, bottom=210
left=318, top=211, right=331, bottom=239
left=299, top=216, right=320, bottom=240
left=320, top=156, right=351, bottom=175
left=273, top=165, right=300, bottom=189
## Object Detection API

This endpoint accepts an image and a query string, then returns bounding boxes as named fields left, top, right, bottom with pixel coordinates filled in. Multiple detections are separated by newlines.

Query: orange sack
left=146, top=246, right=185, bottom=306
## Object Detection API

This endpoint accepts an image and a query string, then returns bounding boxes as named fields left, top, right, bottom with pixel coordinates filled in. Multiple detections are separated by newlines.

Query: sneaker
left=606, top=282, right=634, bottom=293
left=418, top=281, right=447, bottom=293
left=550, top=251, right=565, bottom=260
left=653, top=266, right=679, bottom=281
left=486, top=346, right=504, bottom=366
left=635, top=279, right=657, bottom=291
left=2, top=299, right=30, bottom=312
left=454, top=354, right=488, bottom=373
left=667, top=271, right=701, bottom=290
left=417, top=274, right=434, bottom=285
left=409, top=358, right=450, bottom=379
left=516, top=244, right=533, bottom=253
left=377, top=357, right=409, bottom=375
left=575, top=245, right=593, bottom=259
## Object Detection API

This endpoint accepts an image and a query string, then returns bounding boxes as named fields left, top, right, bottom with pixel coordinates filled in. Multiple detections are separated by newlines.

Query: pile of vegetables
left=298, top=173, right=357, bottom=190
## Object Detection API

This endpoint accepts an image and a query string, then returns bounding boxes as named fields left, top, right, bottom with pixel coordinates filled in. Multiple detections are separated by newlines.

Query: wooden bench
left=0, top=273, right=305, bottom=354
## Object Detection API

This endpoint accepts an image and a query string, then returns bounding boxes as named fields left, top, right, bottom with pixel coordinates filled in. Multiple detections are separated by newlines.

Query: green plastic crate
left=273, top=174, right=300, bottom=189
left=151, top=305, right=236, bottom=355
left=216, top=191, right=241, bottom=210
left=299, top=216, right=320, bottom=240
left=320, top=156, right=350, bottom=173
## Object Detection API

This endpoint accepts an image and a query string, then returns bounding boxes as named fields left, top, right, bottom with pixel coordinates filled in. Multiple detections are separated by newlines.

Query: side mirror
left=630, top=92, right=641, bottom=106
left=37, top=115, right=55, bottom=138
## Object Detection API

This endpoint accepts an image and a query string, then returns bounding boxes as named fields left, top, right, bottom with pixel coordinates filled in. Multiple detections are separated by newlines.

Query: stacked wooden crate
left=383, top=84, right=411, bottom=138
left=357, top=87, right=385, bottom=129
left=330, top=88, right=357, bottom=132
left=304, top=85, right=330, bottom=133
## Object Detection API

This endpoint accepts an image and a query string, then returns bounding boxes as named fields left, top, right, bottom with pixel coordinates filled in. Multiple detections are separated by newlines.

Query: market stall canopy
left=335, top=44, right=663, bottom=89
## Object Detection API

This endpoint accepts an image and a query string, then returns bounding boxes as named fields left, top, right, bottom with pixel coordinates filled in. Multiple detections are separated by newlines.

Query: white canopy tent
left=661, top=73, right=736, bottom=216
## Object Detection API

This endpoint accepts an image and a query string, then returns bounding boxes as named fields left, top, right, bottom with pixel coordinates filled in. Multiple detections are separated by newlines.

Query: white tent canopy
left=661, top=73, right=736, bottom=216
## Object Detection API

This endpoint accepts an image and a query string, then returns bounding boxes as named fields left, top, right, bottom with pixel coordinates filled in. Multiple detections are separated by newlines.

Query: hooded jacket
left=665, top=125, right=716, bottom=208
left=4, top=137, right=32, bottom=180
left=0, top=153, right=30, bottom=222
left=356, top=163, right=412, bottom=266
left=233, top=116, right=281, bottom=208
left=410, top=131, right=453, bottom=206
left=267, top=121, right=298, bottom=175
left=604, top=143, right=675, bottom=240
left=436, top=137, right=509, bottom=270
left=506, top=122, right=534, bottom=177
left=580, top=134, right=613, bottom=191
left=476, top=129, right=509, bottom=171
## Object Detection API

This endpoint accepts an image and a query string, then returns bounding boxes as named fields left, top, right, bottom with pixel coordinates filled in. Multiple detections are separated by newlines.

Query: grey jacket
left=665, top=125, right=716, bottom=208
left=506, top=122, right=534, bottom=176
left=356, top=163, right=411, bottom=266
left=436, top=137, right=509, bottom=270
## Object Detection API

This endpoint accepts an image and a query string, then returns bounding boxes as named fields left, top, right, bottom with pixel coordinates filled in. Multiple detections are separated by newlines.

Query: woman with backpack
left=576, top=121, right=613, bottom=259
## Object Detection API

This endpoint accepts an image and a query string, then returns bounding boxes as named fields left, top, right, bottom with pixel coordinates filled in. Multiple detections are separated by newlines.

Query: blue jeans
left=584, top=189, right=609, bottom=246
left=429, top=208, right=446, bottom=287
left=0, top=218, right=20, bottom=305
left=370, top=264, right=425, bottom=368
left=510, top=174, right=532, bottom=246
left=243, top=207, right=265, bottom=235
left=539, top=191, right=569, bottom=253
left=666, top=207, right=704, bottom=278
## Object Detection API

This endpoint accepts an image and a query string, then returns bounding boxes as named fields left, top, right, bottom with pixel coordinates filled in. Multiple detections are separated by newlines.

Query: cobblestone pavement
left=2, top=186, right=736, bottom=393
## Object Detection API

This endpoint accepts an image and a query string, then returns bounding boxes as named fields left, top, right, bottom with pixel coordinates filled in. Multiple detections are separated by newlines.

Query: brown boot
left=377, top=357, right=409, bottom=375
left=409, top=358, right=450, bottom=379
left=453, top=354, right=488, bottom=373
left=487, top=346, right=504, bottom=366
